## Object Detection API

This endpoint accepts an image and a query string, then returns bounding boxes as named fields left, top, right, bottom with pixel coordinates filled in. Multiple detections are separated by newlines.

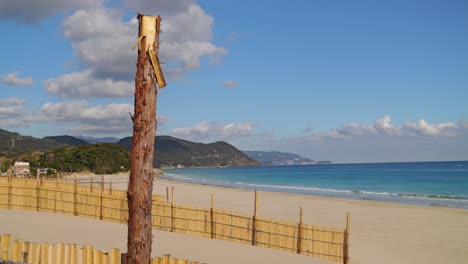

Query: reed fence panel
left=0, top=234, right=204, bottom=264
left=0, top=177, right=349, bottom=264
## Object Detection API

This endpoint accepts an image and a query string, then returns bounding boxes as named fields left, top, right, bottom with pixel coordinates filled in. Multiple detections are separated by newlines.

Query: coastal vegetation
left=0, top=128, right=258, bottom=173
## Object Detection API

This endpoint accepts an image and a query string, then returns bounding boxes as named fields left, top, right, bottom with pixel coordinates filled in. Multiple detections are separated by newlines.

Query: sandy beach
left=2, top=174, right=468, bottom=264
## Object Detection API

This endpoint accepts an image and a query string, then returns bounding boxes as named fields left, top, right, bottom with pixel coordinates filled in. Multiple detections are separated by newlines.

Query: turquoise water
left=163, top=161, right=468, bottom=208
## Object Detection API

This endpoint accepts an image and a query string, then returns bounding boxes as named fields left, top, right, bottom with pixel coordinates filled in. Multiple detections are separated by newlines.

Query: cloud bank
left=172, top=121, right=255, bottom=142
left=1, top=71, right=33, bottom=86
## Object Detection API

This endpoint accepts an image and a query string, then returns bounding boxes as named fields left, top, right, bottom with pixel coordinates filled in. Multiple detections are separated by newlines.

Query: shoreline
left=160, top=171, right=468, bottom=209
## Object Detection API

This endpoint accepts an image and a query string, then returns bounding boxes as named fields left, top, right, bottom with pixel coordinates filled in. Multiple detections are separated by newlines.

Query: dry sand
left=2, top=174, right=468, bottom=264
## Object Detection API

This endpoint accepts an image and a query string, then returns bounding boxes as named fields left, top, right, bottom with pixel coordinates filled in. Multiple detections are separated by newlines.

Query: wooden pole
left=103, top=251, right=109, bottom=264
left=64, top=244, right=71, bottom=264
left=20, top=240, right=29, bottom=262
left=74, top=174, right=78, bottom=216
left=170, top=187, right=175, bottom=232
left=210, top=192, right=215, bottom=239
left=7, top=167, right=12, bottom=209
left=28, top=242, right=37, bottom=264
left=54, top=180, right=58, bottom=213
left=36, top=169, right=41, bottom=211
left=110, top=181, right=113, bottom=195
left=296, top=206, right=303, bottom=254
left=34, top=243, right=41, bottom=264
left=12, top=240, right=20, bottom=261
left=47, top=244, right=54, bottom=264
left=100, top=175, right=104, bottom=220
left=1, top=234, right=11, bottom=260
left=165, top=187, right=169, bottom=203
left=343, top=212, right=350, bottom=264
left=86, top=245, right=93, bottom=264
left=110, top=248, right=120, bottom=264
left=90, top=177, right=93, bottom=192
left=251, top=190, right=258, bottom=245
left=127, top=14, right=164, bottom=264
left=93, top=249, right=102, bottom=264
left=40, top=243, right=48, bottom=264
left=71, top=244, right=77, bottom=264
left=78, top=246, right=85, bottom=264
left=162, top=254, right=170, bottom=264
left=56, top=243, right=64, bottom=264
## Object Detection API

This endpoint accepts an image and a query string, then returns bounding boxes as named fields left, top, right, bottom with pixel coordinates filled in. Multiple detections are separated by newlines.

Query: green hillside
left=44, top=135, right=90, bottom=146
left=40, top=144, right=130, bottom=174
left=117, top=136, right=258, bottom=168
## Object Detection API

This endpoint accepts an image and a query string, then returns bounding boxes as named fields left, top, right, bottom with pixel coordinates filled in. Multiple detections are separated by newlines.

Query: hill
left=39, top=144, right=130, bottom=174
left=117, top=136, right=258, bottom=168
left=75, top=135, right=120, bottom=144
left=243, top=151, right=315, bottom=165
left=0, top=128, right=64, bottom=155
left=44, top=135, right=90, bottom=146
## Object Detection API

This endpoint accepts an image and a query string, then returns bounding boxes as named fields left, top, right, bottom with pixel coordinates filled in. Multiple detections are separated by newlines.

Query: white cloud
left=47, top=1, right=226, bottom=98
left=22, top=101, right=170, bottom=135
left=44, top=70, right=133, bottom=98
left=0, top=97, right=25, bottom=117
left=172, top=121, right=255, bottom=142
left=0, top=0, right=100, bottom=23
left=1, top=71, right=33, bottom=86
left=402, top=119, right=457, bottom=137
left=223, top=80, right=237, bottom=88
left=315, top=115, right=458, bottom=140
left=0, top=97, right=26, bottom=127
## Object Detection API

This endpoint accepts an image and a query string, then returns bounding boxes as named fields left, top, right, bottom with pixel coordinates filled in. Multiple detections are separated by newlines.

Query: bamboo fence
left=0, top=176, right=350, bottom=264
left=0, top=234, right=203, bottom=264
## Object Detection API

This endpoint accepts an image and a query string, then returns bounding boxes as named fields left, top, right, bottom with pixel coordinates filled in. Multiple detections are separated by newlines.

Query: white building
left=13, top=161, right=30, bottom=177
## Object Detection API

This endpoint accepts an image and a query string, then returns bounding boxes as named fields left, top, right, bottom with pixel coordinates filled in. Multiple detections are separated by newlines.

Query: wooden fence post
left=28, top=242, right=36, bottom=263
left=110, top=248, right=120, bottom=264
left=161, top=254, right=170, bottom=264
left=93, top=249, right=102, bottom=264
left=109, top=181, right=113, bottom=195
left=20, top=240, right=29, bottom=262
left=100, top=176, right=104, bottom=220
left=12, top=240, right=20, bottom=261
left=55, top=180, right=58, bottom=213
left=103, top=251, right=109, bottom=264
left=71, top=244, right=77, bottom=264
left=47, top=244, right=54, bottom=264
left=165, top=187, right=169, bottom=203
left=56, top=243, right=64, bottom=264
left=74, top=174, right=78, bottom=216
left=40, top=243, right=48, bottom=264
left=90, top=177, right=93, bottom=193
left=2, top=234, right=11, bottom=260
left=86, top=245, right=94, bottom=264
left=78, top=246, right=85, bottom=264
left=210, top=192, right=215, bottom=239
left=64, top=244, right=71, bottom=264
left=170, top=187, right=175, bottom=232
left=296, top=206, right=303, bottom=254
left=7, top=167, right=12, bottom=209
left=36, top=170, right=41, bottom=211
left=251, top=190, right=258, bottom=245
left=343, top=212, right=350, bottom=264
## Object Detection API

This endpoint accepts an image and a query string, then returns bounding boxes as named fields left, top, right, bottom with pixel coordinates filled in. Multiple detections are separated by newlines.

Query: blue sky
left=0, top=0, right=467, bottom=162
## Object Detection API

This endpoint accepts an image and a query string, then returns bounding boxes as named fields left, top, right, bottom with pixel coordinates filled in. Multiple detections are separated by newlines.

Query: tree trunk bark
left=127, top=14, right=161, bottom=264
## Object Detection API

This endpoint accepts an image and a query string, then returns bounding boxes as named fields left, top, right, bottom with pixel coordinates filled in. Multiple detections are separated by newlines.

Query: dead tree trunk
left=127, top=14, right=165, bottom=264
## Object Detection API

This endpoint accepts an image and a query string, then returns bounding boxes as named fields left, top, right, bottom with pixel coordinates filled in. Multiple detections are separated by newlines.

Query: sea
left=162, top=161, right=468, bottom=209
